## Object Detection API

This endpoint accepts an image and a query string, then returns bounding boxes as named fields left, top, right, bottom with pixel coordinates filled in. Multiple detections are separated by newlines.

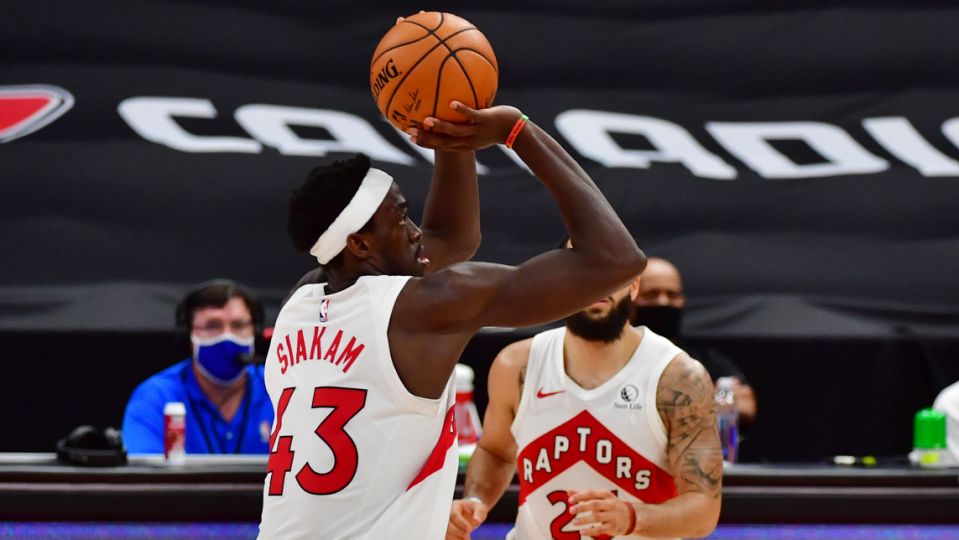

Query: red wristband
left=624, top=502, right=637, bottom=535
left=504, top=114, right=528, bottom=149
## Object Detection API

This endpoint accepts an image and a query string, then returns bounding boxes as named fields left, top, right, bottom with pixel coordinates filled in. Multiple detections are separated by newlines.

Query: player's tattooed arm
left=656, top=354, right=723, bottom=498
left=569, top=353, right=722, bottom=539
left=601, top=355, right=721, bottom=538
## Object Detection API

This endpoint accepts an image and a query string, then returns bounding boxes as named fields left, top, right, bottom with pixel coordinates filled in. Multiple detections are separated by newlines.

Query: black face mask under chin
left=631, top=305, right=684, bottom=340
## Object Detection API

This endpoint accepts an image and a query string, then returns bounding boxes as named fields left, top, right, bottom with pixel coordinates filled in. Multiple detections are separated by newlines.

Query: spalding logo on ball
left=370, top=12, right=498, bottom=131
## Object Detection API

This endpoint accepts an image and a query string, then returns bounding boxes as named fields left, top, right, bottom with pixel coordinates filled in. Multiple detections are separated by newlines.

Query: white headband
left=309, top=167, right=393, bottom=265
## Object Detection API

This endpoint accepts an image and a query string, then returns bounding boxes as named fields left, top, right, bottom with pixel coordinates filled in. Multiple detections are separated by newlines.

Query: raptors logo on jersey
left=259, top=276, right=459, bottom=540
left=509, top=327, right=683, bottom=540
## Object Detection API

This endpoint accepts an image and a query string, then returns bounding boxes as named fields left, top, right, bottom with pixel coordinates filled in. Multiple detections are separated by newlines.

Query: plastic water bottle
left=715, top=377, right=739, bottom=464
left=454, top=364, right=483, bottom=467
left=911, top=408, right=949, bottom=468
left=163, top=402, right=187, bottom=465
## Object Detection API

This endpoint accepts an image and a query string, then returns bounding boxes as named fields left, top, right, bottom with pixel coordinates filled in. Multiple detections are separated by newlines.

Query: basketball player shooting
left=257, top=103, right=645, bottom=539
left=446, top=243, right=722, bottom=540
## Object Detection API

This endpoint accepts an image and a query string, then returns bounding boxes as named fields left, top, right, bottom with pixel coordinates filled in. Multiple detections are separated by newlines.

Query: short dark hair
left=175, top=280, right=264, bottom=331
left=287, top=153, right=377, bottom=267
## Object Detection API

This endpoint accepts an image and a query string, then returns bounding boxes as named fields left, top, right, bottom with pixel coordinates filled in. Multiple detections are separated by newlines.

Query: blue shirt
left=122, top=359, right=274, bottom=454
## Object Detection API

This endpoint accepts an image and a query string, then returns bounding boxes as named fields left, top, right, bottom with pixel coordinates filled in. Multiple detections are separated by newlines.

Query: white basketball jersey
left=509, top=327, right=682, bottom=540
left=258, top=276, right=458, bottom=540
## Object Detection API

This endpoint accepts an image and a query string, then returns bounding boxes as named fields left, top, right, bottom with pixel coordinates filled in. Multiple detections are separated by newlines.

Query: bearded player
left=446, top=245, right=722, bottom=540
left=257, top=103, right=646, bottom=539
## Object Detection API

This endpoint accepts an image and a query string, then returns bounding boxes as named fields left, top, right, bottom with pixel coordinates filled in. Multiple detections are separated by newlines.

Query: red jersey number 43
left=266, top=386, right=368, bottom=496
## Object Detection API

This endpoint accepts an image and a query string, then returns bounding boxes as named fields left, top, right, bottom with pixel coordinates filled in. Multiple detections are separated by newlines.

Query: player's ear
left=629, top=276, right=641, bottom=302
left=345, top=232, right=374, bottom=261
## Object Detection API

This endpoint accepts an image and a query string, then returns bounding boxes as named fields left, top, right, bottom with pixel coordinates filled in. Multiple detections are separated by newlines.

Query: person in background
left=631, top=257, right=758, bottom=424
left=933, top=381, right=959, bottom=463
left=122, top=280, right=275, bottom=454
left=447, top=246, right=722, bottom=539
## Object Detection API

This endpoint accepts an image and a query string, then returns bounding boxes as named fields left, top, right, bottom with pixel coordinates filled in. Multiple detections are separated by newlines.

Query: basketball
left=370, top=12, right=498, bottom=131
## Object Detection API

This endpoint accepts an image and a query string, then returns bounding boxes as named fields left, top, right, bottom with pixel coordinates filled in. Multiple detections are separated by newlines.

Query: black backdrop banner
left=2, top=1, right=959, bottom=336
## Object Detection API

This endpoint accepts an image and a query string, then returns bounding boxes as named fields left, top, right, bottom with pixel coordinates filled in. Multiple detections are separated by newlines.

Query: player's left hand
left=446, top=497, right=488, bottom=540
left=567, top=489, right=637, bottom=537
left=407, top=102, right=520, bottom=151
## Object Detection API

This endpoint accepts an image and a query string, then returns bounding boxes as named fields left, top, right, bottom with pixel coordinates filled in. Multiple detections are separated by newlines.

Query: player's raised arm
left=402, top=104, right=646, bottom=331
left=418, top=148, right=481, bottom=271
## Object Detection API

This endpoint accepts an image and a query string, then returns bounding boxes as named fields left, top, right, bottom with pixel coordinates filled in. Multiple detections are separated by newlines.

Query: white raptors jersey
left=258, top=276, right=458, bottom=540
left=509, top=327, right=682, bottom=540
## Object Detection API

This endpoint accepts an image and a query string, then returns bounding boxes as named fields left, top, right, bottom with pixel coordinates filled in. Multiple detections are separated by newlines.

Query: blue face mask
left=192, top=333, right=254, bottom=385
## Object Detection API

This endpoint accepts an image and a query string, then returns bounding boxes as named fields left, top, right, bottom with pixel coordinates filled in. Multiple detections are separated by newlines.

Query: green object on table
left=913, top=408, right=947, bottom=450
left=459, top=443, right=476, bottom=469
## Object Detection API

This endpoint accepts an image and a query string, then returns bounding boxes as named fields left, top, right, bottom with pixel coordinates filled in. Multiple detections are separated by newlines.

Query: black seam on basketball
left=404, top=18, right=476, bottom=55
left=373, top=13, right=447, bottom=65
left=384, top=39, right=450, bottom=121
left=446, top=51, right=479, bottom=110
left=383, top=27, right=479, bottom=120
left=401, top=12, right=444, bottom=34
left=377, top=15, right=446, bottom=111
left=371, top=32, right=434, bottom=67
left=431, top=55, right=452, bottom=118
left=382, top=15, right=493, bottom=123
left=454, top=46, right=498, bottom=73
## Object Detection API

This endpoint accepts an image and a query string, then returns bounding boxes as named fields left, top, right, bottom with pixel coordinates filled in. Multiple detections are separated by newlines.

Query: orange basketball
left=370, top=12, right=498, bottom=131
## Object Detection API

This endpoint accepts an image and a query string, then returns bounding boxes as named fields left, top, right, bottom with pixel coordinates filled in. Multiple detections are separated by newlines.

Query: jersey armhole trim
left=372, top=276, right=442, bottom=416
left=510, top=335, right=544, bottom=438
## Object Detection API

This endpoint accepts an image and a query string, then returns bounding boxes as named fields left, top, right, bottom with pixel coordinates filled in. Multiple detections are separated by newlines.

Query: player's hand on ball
left=446, top=497, right=488, bottom=540
left=568, top=489, right=638, bottom=536
left=408, top=102, right=522, bottom=151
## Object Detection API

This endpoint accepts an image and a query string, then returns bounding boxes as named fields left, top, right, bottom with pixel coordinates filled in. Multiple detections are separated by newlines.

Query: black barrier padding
left=3, top=330, right=958, bottom=463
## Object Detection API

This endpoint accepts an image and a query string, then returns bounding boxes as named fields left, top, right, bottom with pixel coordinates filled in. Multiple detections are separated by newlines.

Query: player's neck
left=326, top=264, right=385, bottom=293
left=192, top=361, right=247, bottom=421
left=562, top=325, right=643, bottom=390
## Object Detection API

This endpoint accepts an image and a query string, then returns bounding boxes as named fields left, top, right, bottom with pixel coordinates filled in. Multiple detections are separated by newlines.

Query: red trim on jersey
left=407, top=405, right=457, bottom=490
left=516, top=410, right=677, bottom=505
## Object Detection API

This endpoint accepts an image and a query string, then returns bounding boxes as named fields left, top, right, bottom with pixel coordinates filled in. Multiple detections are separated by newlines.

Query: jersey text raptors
left=509, top=327, right=682, bottom=540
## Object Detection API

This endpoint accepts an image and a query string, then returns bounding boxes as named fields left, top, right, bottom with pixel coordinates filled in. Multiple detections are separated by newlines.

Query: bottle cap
left=455, top=364, right=474, bottom=392
left=716, top=377, right=735, bottom=391
left=913, top=408, right=946, bottom=449
left=164, top=402, right=186, bottom=416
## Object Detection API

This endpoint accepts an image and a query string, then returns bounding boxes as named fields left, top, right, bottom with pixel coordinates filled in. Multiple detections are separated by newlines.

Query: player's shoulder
left=393, top=262, right=512, bottom=334
left=487, top=337, right=532, bottom=389
left=495, top=336, right=533, bottom=370
left=404, top=260, right=509, bottom=296
left=658, top=352, right=713, bottom=397
left=487, top=337, right=532, bottom=403
left=281, top=268, right=327, bottom=307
